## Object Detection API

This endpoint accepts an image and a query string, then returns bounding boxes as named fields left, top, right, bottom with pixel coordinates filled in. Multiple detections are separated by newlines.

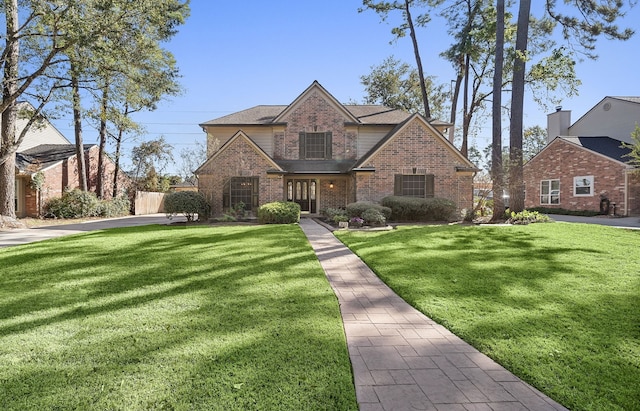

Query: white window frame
left=573, top=175, right=594, bottom=197
left=540, top=179, right=560, bottom=205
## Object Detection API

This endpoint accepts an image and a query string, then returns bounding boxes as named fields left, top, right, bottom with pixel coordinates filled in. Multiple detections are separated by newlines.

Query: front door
left=288, top=179, right=316, bottom=213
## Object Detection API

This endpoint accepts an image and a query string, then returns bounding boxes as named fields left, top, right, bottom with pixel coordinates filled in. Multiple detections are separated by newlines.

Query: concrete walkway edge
left=299, top=218, right=568, bottom=411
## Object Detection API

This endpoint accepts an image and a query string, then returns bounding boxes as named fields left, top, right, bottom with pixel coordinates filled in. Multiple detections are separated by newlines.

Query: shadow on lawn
left=0, top=223, right=357, bottom=409
left=338, top=224, right=640, bottom=410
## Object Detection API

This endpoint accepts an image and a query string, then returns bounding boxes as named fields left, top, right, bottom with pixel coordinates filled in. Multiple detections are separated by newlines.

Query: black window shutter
left=299, top=132, right=306, bottom=159
left=425, top=174, right=435, bottom=198
left=394, top=174, right=403, bottom=196
left=325, top=132, right=332, bottom=159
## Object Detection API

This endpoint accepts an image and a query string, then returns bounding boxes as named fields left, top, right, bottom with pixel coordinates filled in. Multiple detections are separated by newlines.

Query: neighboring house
left=10, top=105, right=130, bottom=217
left=196, top=81, right=477, bottom=218
left=15, top=144, right=130, bottom=217
left=523, top=97, right=640, bottom=216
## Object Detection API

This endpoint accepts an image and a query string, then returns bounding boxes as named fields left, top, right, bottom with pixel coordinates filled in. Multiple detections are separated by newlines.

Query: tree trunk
left=509, top=0, right=531, bottom=213
left=0, top=0, right=19, bottom=218
left=71, top=59, right=88, bottom=192
left=97, top=85, right=108, bottom=199
left=491, top=0, right=506, bottom=221
left=449, top=71, right=463, bottom=143
left=404, top=0, right=431, bottom=119
left=461, top=53, right=471, bottom=158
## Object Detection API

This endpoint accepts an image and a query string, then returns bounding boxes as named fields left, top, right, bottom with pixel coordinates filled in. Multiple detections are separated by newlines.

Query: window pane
left=541, top=181, right=550, bottom=195
left=287, top=181, right=293, bottom=201
left=305, top=132, right=326, bottom=159
left=574, top=176, right=593, bottom=196
left=540, top=179, right=560, bottom=205
left=230, top=177, right=257, bottom=210
left=402, top=175, right=425, bottom=197
left=310, top=181, right=316, bottom=200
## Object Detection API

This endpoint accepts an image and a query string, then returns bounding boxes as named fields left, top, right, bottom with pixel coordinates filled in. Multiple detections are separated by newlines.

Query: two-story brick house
left=196, top=81, right=477, bottom=218
left=523, top=97, right=640, bottom=216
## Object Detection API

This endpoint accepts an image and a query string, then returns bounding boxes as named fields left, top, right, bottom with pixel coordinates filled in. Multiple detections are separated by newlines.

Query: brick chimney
left=546, top=106, right=571, bottom=143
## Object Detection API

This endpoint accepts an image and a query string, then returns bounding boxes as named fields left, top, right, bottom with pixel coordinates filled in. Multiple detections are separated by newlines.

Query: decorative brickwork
left=355, top=119, right=474, bottom=216
left=278, top=90, right=357, bottom=161
left=524, top=138, right=639, bottom=216
left=198, top=135, right=282, bottom=216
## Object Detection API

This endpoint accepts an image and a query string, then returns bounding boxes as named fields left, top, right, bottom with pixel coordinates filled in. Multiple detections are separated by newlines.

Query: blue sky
left=55, top=1, right=640, bottom=173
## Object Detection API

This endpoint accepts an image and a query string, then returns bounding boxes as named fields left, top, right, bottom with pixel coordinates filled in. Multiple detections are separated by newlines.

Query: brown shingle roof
left=199, top=104, right=413, bottom=126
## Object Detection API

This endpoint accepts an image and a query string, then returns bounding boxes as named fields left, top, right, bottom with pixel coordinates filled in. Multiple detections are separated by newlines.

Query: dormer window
left=299, top=131, right=332, bottom=160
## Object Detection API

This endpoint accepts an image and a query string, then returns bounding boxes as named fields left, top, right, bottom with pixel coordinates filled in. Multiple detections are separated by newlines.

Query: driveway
left=549, top=214, right=640, bottom=229
left=0, top=214, right=187, bottom=248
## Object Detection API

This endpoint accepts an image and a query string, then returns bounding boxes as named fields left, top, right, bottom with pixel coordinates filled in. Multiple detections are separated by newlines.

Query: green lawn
left=335, top=222, right=640, bottom=411
left=0, top=224, right=357, bottom=411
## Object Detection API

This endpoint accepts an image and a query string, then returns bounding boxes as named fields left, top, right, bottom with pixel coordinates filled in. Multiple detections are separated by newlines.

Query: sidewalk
left=299, top=218, right=567, bottom=411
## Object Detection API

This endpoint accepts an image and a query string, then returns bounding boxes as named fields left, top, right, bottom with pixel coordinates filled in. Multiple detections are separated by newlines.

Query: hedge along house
left=196, top=81, right=477, bottom=218
left=523, top=97, right=640, bottom=216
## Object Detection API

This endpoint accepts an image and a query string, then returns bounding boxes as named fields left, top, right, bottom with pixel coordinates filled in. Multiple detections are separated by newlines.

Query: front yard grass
left=336, top=222, right=640, bottom=411
left=0, top=224, right=357, bottom=410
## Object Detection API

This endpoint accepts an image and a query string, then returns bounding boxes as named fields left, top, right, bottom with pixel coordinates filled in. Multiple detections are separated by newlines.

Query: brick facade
left=197, top=82, right=476, bottom=219
left=278, top=90, right=358, bottom=161
left=198, top=135, right=283, bottom=217
left=20, top=145, right=131, bottom=217
left=523, top=138, right=639, bottom=216
left=355, top=120, right=474, bottom=216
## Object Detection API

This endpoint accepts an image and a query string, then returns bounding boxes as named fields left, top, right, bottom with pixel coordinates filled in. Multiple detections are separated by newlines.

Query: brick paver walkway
left=299, top=218, right=567, bottom=411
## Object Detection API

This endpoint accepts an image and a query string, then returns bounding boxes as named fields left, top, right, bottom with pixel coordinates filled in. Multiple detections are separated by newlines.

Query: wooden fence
left=134, top=191, right=165, bottom=215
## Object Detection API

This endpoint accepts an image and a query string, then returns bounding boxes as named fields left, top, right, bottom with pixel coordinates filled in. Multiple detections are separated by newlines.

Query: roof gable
left=562, top=136, right=633, bottom=164
left=273, top=81, right=360, bottom=124
left=354, top=114, right=476, bottom=169
left=195, top=130, right=283, bottom=175
left=527, top=136, right=633, bottom=167
left=570, top=96, right=640, bottom=129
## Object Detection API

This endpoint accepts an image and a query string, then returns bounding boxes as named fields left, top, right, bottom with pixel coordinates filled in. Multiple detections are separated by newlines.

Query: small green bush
left=214, top=214, right=237, bottom=222
left=526, top=207, right=600, bottom=217
left=321, top=207, right=346, bottom=221
left=45, top=189, right=101, bottom=218
left=164, top=191, right=210, bottom=222
left=97, top=196, right=131, bottom=218
left=345, top=201, right=392, bottom=219
left=506, top=210, right=552, bottom=225
left=362, top=208, right=386, bottom=226
left=381, top=196, right=457, bottom=221
left=257, top=201, right=300, bottom=224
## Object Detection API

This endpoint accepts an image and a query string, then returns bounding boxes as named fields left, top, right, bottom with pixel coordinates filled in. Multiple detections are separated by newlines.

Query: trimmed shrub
left=97, top=196, right=130, bottom=218
left=526, top=207, right=600, bottom=217
left=257, top=201, right=300, bottom=224
left=164, top=191, right=210, bottom=222
left=345, top=201, right=392, bottom=220
left=362, top=208, right=386, bottom=226
left=506, top=210, right=552, bottom=225
left=321, top=207, right=347, bottom=222
left=381, top=196, right=457, bottom=221
left=45, top=189, right=101, bottom=218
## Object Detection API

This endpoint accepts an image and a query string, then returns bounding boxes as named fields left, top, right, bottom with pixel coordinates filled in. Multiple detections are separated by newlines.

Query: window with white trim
left=573, top=176, right=594, bottom=196
left=540, top=179, right=560, bottom=205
